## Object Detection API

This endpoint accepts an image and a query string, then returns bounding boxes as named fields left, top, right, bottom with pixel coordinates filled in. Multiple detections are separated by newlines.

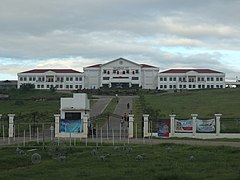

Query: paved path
left=103, top=96, right=133, bottom=130
left=90, top=96, right=112, bottom=117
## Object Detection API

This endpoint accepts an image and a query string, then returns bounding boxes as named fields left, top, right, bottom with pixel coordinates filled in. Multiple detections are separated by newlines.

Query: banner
left=157, top=119, right=170, bottom=137
left=60, top=119, right=82, bottom=133
left=175, top=119, right=192, bottom=132
left=197, top=119, right=215, bottom=132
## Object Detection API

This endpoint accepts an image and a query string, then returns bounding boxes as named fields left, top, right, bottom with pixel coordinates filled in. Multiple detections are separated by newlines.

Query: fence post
left=169, top=114, right=176, bottom=137
left=83, top=114, right=88, bottom=138
left=143, top=114, right=149, bottom=138
left=29, top=124, right=31, bottom=141
left=215, top=114, right=222, bottom=136
left=0, top=114, right=2, bottom=135
left=128, top=114, right=134, bottom=138
left=191, top=114, right=198, bottom=137
left=54, top=114, right=60, bottom=138
left=8, top=114, right=15, bottom=138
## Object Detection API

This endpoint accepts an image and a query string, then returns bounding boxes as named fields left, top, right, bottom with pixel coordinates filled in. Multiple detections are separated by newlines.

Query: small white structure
left=55, top=93, right=90, bottom=138
left=8, top=114, right=15, bottom=138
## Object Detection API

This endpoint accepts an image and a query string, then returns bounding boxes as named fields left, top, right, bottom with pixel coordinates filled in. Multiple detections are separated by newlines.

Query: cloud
left=1, top=0, right=240, bottom=80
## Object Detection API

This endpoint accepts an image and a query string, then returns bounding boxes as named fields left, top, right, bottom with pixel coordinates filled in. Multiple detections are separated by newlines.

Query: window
left=169, top=77, right=172, bottom=81
left=164, top=85, right=167, bottom=88
left=66, top=77, right=69, bottom=81
left=164, top=77, right=167, bottom=81
left=41, top=85, right=44, bottom=88
left=169, top=85, right=172, bottom=89
left=103, top=77, right=110, bottom=80
left=20, top=77, right=23, bottom=81
left=107, top=71, right=110, bottom=74
left=202, top=85, right=205, bottom=88
left=193, top=85, right=196, bottom=88
left=79, top=77, right=82, bottom=81
left=220, top=77, right=223, bottom=81
left=132, top=77, right=139, bottom=80
left=160, top=85, right=163, bottom=88
left=113, top=70, right=116, bottom=74
left=37, top=85, right=40, bottom=88
left=216, top=77, right=219, bottom=81
left=56, top=85, right=59, bottom=88
left=79, top=85, right=82, bottom=89
left=29, top=77, right=32, bottom=81
left=173, top=77, right=176, bottom=81
left=126, top=70, right=129, bottom=74
left=207, top=77, right=210, bottom=81
left=70, top=85, right=73, bottom=89
left=66, top=85, right=69, bottom=88
left=211, top=77, right=214, bottom=81
left=75, top=77, right=78, bottom=81
left=60, top=85, right=63, bottom=88
left=132, top=71, right=135, bottom=74
left=207, top=85, right=210, bottom=88
left=75, top=85, right=78, bottom=89
left=136, top=70, right=139, bottom=74
left=70, top=77, right=73, bottom=81
left=122, top=71, right=125, bottom=74
left=179, top=77, right=182, bottom=82
left=198, top=85, right=201, bottom=89
left=173, top=85, right=176, bottom=89
left=103, top=70, right=107, bottom=74
left=160, top=77, right=163, bottom=81
left=201, top=77, right=204, bottom=81
left=47, top=85, right=49, bottom=88
left=179, top=85, right=182, bottom=88
left=211, top=85, right=214, bottom=88
left=189, top=85, right=192, bottom=88
left=24, top=77, right=27, bottom=81
left=198, top=77, right=201, bottom=82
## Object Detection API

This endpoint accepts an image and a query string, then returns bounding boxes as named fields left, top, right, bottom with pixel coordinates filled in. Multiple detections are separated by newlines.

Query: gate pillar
left=8, top=114, right=15, bottom=138
left=128, top=114, right=134, bottom=138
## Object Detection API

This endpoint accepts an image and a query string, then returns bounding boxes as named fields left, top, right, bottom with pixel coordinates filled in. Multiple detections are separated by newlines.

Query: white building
left=17, top=58, right=226, bottom=90
left=83, top=57, right=159, bottom=89
left=158, top=69, right=225, bottom=90
left=17, top=69, right=84, bottom=90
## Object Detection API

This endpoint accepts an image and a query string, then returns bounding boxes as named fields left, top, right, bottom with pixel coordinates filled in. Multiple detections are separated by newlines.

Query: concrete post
left=8, top=114, right=15, bottom=138
left=143, top=114, right=149, bottom=137
left=215, top=114, right=222, bottom=136
left=83, top=114, right=88, bottom=138
left=191, top=114, right=198, bottom=136
left=128, top=114, right=134, bottom=138
left=0, top=114, right=2, bottom=132
left=54, top=114, right=60, bottom=137
left=169, top=114, right=176, bottom=136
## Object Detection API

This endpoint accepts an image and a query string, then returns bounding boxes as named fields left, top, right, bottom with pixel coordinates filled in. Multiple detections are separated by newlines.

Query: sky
left=1, top=0, right=240, bottom=81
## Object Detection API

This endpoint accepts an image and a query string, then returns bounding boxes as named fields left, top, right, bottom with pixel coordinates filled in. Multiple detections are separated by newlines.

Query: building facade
left=17, top=69, right=84, bottom=90
left=17, top=58, right=226, bottom=90
left=158, top=69, right=225, bottom=90
left=83, top=58, right=159, bottom=89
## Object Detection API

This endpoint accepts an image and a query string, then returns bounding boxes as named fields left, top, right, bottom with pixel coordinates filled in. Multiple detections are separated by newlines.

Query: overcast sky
left=1, top=0, right=240, bottom=80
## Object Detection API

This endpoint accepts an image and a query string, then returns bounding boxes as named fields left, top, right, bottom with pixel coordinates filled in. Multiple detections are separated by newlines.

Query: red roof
left=85, top=64, right=102, bottom=68
left=141, top=64, right=157, bottom=68
left=20, top=69, right=81, bottom=74
left=160, top=69, right=223, bottom=74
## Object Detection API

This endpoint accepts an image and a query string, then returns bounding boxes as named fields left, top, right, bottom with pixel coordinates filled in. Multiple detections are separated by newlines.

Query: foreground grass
left=0, top=143, right=239, bottom=180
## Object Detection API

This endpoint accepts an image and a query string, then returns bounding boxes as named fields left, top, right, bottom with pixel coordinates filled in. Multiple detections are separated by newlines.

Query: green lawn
left=144, top=88, right=240, bottom=119
left=0, top=143, right=239, bottom=180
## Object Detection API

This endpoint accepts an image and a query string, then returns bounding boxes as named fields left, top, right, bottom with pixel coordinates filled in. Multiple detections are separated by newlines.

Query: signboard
left=175, top=119, right=192, bottom=132
left=60, top=119, right=82, bottom=133
left=157, top=119, right=170, bottom=137
left=197, top=119, right=215, bottom=132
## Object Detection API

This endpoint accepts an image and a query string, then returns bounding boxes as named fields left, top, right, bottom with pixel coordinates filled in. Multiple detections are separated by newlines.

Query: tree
left=20, top=83, right=35, bottom=91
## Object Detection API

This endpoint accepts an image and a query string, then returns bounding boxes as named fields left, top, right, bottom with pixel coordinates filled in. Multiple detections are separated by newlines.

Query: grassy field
left=0, top=143, right=239, bottom=180
left=143, top=88, right=240, bottom=119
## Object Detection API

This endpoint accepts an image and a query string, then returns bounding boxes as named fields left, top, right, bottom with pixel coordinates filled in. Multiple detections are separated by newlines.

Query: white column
left=169, top=114, right=176, bottom=136
left=143, top=114, right=149, bottom=137
left=128, top=114, right=134, bottom=138
left=0, top=114, right=2, bottom=131
left=191, top=114, right=198, bottom=136
left=54, top=114, right=60, bottom=137
left=8, top=114, right=15, bottom=138
left=215, top=114, right=222, bottom=136
left=83, top=114, right=88, bottom=138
